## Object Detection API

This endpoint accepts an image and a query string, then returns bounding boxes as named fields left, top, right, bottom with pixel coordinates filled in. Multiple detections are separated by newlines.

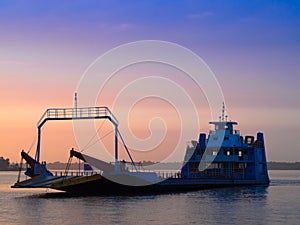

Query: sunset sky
left=0, top=0, right=299, bottom=163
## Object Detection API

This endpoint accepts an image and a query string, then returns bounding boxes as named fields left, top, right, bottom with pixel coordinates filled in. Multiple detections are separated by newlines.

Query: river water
left=0, top=170, right=299, bottom=225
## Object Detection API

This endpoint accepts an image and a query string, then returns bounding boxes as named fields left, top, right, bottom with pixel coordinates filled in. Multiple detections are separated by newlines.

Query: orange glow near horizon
left=2, top=73, right=300, bottom=164
left=0, top=93, right=211, bottom=163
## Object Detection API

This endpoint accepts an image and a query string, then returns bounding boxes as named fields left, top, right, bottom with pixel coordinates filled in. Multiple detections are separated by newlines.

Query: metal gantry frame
left=34, top=106, right=128, bottom=172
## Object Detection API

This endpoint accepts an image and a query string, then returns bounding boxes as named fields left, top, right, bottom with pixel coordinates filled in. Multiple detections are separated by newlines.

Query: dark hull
left=54, top=176, right=270, bottom=196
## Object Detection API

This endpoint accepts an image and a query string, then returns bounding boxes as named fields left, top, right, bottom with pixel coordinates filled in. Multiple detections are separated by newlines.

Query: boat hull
left=51, top=175, right=270, bottom=196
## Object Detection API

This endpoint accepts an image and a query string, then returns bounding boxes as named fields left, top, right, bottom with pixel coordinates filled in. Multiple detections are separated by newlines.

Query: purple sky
left=0, top=0, right=299, bottom=162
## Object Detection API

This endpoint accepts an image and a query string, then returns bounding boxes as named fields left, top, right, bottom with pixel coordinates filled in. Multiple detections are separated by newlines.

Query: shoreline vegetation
left=1, top=156, right=300, bottom=171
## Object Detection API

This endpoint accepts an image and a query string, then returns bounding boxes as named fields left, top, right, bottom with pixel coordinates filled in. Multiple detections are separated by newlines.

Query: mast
left=74, top=92, right=78, bottom=118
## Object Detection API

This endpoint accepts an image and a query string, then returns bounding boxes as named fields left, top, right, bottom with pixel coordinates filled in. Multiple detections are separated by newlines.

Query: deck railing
left=52, top=170, right=181, bottom=179
left=53, top=171, right=101, bottom=177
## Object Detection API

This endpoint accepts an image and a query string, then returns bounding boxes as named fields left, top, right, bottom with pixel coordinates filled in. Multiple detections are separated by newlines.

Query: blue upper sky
left=1, top=0, right=299, bottom=49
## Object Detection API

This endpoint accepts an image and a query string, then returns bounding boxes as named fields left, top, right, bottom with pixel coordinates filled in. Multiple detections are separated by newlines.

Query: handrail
left=37, top=106, right=118, bottom=128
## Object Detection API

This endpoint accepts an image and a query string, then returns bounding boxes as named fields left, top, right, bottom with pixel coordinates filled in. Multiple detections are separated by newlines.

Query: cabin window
left=212, top=151, right=218, bottom=156
left=224, top=149, right=231, bottom=156
left=238, top=151, right=242, bottom=157
left=224, top=136, right=229, bottom=140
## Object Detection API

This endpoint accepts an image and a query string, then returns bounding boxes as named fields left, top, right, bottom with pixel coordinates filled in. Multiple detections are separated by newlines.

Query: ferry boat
left=12, top=103, right=269, bottom=195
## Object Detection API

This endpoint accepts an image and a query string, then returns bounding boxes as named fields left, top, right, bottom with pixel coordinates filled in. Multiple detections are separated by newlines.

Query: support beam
left=35, top=127, right=41, bottom=162
left=114, top=125, right=119, bottom=171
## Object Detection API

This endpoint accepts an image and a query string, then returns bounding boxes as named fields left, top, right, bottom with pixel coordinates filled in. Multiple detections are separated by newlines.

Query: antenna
left=74, top=92, right=78, bottom=117
left=74, top=92, right=78, bottom=109
left=221, top=102, right=225, bottom=121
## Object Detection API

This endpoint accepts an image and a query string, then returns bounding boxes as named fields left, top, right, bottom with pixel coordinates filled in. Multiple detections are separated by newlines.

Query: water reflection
left=1, top=171, right=300, bottom=225
left=11, top=186, right=269, bottom=225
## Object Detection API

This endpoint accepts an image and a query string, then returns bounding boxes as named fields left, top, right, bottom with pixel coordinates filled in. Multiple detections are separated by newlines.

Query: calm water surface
left=0, top=170, right=299, bottom=225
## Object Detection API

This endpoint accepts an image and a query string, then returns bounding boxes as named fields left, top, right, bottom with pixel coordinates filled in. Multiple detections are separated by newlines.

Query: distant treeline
left=1, top=157, right=300, bottom=171
left=143, top=162, right=300, bottom=170
left=43, top=161, right=300, bottom=171
left=267, top=162, right=300, bottom=170
left=0, top=156, right=18, bottom=171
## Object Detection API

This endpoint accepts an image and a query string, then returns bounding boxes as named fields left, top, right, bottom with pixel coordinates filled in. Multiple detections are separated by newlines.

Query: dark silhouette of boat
left=12, top=102, right=269, bottom=195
